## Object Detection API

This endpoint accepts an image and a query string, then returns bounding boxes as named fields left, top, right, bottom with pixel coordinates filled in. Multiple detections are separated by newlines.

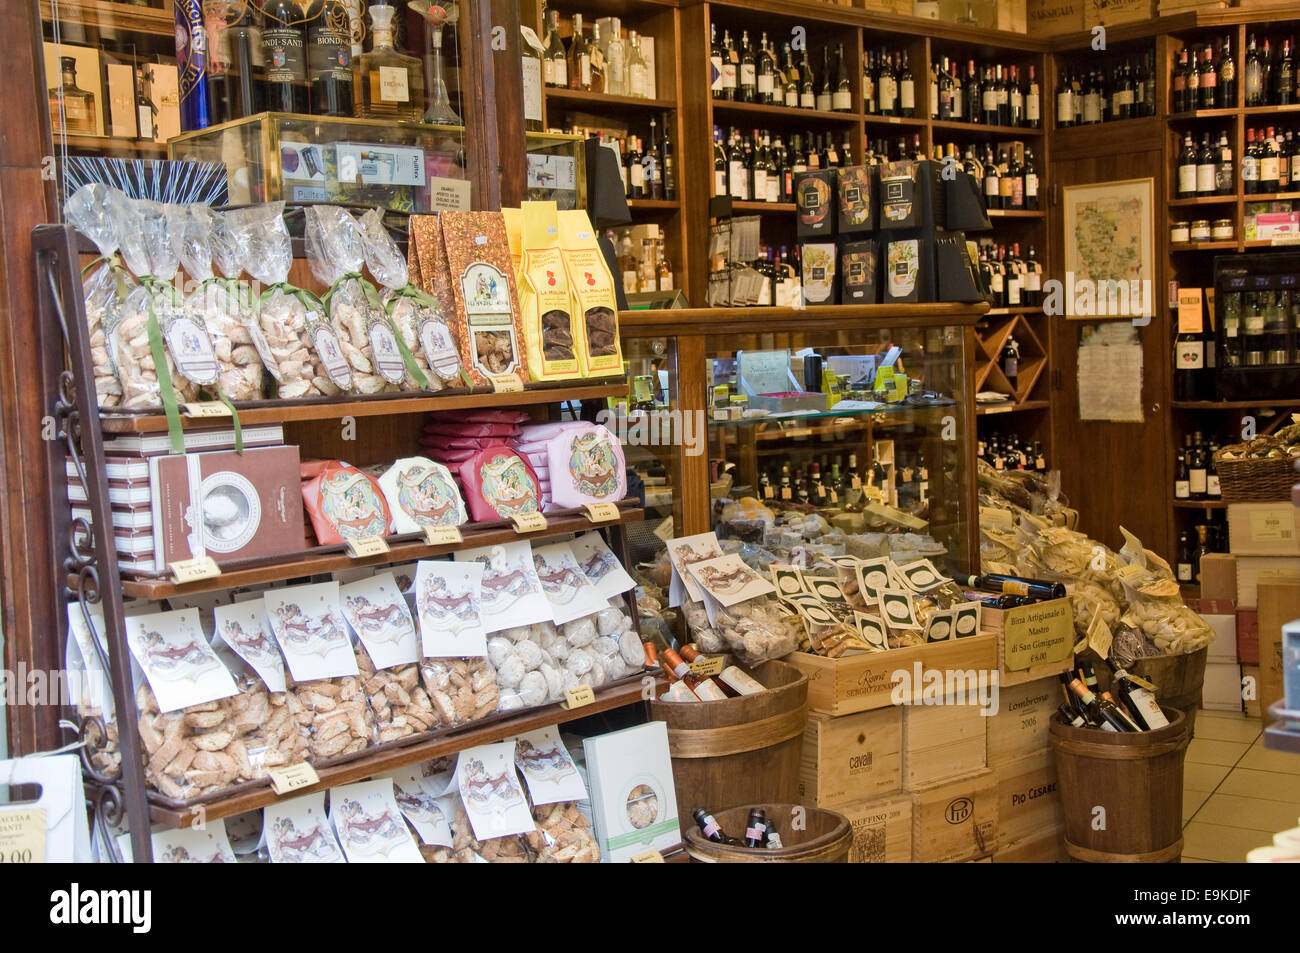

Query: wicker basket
left=1213, top=448, right=1299, bottom=502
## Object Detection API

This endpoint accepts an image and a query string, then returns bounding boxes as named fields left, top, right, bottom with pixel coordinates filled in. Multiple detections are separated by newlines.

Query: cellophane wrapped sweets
left=357, top=207, right=465, bottom=391
left=229, top=202, right=350, bottom=399
left=681, top=595, right=802, bottom=666
left=64, top=183, right=133, bottom=407
left=111, top=196, right=218, bottom=408
left=179, top=206, right=263, bottom=401
left=306, top=205, right=411, bottom=395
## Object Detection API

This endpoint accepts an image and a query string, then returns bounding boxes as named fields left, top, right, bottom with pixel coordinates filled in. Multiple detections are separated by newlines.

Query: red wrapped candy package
left=301, top=460, right=393, bottom=545
left=457, top=447, right=543, bottom=522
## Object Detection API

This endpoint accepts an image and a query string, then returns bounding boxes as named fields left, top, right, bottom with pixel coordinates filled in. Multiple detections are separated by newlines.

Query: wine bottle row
left=1054, top=53, right=1159, bottom=127
left=710, top=25, right=854, bottom=112
left=572, top=113, right=676, bottom=200
left=712, top=127, right=858, bottom=202
left=977, top=243, right=1044, bottom=310
left=978, top=432, right=1049, bottom=474
left=1172, top=431, right=1222, bottom=501
left=931, top=56, right=1042, bottom=128
left=1176, top=520, right=1229, bottom=585
left=537, top=10, right=655, bottom=99
left=1172, top=32, right=1297, bottom=112
left=693, top=806, right=784, bottom=849
left=1060, top=660, right=1171, bottom=733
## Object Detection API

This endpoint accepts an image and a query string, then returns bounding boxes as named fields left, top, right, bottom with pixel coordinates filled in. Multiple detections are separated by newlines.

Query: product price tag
left=584, top=502, right=620, bottom=523
left=561, top=684, right=595, bottom=710
left=170, top=556, right=221, bottom=584
left=689, top=655, right=724, bottom=676
left=268, top=762, right=320, bottom=796
left=1139, top=579, right=1182, bottom=598
left=423, top=525, right=464, bottom=546
left=489, top=374, right=524, bottom=394
left=1087, top=613, right=1113, bottom=661
left=631, top=848, right=665, bottom=863
left=0, top=808, right=45, bottom=864
left=347, top=535, right=391, bottom=558
left=181, top=401, right=232, bottom=418
left=511, top=511, right=549, bottom=534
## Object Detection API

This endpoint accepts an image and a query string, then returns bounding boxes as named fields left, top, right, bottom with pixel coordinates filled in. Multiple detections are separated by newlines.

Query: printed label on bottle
left=985, top=175, right=999, bottom=197
left=1025, top=173, right=1038, bottom=197
left=552, top=59, right=567, bottom=87
left=1008, top=277, right=1022, bottom=305
left=722, top=63, right=736, bottom=88
left=1207, top=474, right=1220, bottom=495
left=1175, top=479, right=1190, bottom=498
left=1261, top=157, right=1279, bottom=183
left=785, top=89, right=798, bottom=107
left=710, top=55, right=723, bottom=92
left=1243, top=158, right=1258, bottom=181
left=64, top=98, right=88, bottom=120
left=1197, top=165, right=1216, bottom=193
left=522, top=56, right=542, bottom=121
left=378, top=65, right=410, bottom=102
left=740, top=64, right=756, bottom=87
left=1056, top=91, right=1072, bottom=118
left=160, top=310, right=220, bottom=385
left=753, top=169, right=768, bottom=198
left=900, top=80, right=915, bottom=111
left=1190, top=469, right=1207, bottom=494
left=713, top=170, right=726, bottom=196
left=1177, top=340, right=1204, bottom=369
left=308, top=25, right=352, bottom=81
left=758, top=73, right=774, bottom=95
left=983, top=89, right=997, bottom=111
left=1026, top=92, right=1039, bottom=121
left=263, top=29, right=307, bottom=83
left=138, top=106, right=154, bottom=139
left=307, top=313, right=354, bottom=389
left=1024, top=269, right=1041, bottom=292
left=766, top=175, right=779, bottom=204
left=1003, top=357, right=1017, bottom=377
left=1178, top=165, right=1198, bottom=194
left=1083, top=95, right=1101, bottom=124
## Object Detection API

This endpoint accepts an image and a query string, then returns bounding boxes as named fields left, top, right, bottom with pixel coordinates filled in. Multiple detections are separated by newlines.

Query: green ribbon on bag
left=388, top=282, right=472, bottom=391
left=138, top=275, right=185, bottom=454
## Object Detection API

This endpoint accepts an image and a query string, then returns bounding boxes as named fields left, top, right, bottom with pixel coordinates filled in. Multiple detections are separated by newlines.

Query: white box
left=105, top=63, right=137, bottom=138
left=583, top=722, right=680, bottom=862
left=1202, top=661, right=1243, bottom=712
left=1201, top=608, right=1239, bottom=663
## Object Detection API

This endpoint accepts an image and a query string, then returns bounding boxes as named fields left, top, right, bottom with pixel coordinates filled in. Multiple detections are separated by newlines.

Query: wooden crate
left=1026, top=0, right=1084, bottom=35
left=912, top=768, right=998, bottom=863
left=987, top=676, right=1060, bottom=768
left=838, top=793, right=913, bottom=864
left=994, top=828, right=1066, bottom=862
left=994, top=749, right=1063, bottom=851
left=902, top=699, right=988, bottom=790
left=982, top=597, right=1074, bottom=687
left=1082, top=0, right=1154, bottom=24
left=789, top=634, right=998, bottom=716
left=799, top=709, right=902, bottom=808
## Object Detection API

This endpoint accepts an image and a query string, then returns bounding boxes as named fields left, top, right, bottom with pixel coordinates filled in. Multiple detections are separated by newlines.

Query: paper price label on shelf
left=170, top=556, right=221, bottom=584
left=424, top=525, right=464, bottom=546
left=561, top=684, right=595, bottom=710
left=511, top=512, right=549, bottom=534
left=181, top=401, right=232, bottom=418
left=0, top=808, right=45, bottom=864
left=268, top=762, right=320, bottom=796
left=347, top=535, right=391, bottom=559
left=631, top=848, right=665, bottom=863
left=584, top=502, right=620, bottom=523
left=689, top=655, right=724, bottom=677
left=489, top=374, right=524, bottom=394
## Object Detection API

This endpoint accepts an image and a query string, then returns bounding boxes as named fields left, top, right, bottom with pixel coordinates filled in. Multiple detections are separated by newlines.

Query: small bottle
left=743, top=807, right=768, bottom=847
left=693, top=808, right=729, bottom=843
left=352, top=4, right=424, bottom=121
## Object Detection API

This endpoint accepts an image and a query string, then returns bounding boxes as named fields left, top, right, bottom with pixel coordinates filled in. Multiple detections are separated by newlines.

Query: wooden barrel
left=684, top=803, right=852, bottom=863
left=1099, top=648, right=1208, bottom=738
left=1049, top=706, right=1190, bottom=863
left=649, top=660, right=807, bottom=833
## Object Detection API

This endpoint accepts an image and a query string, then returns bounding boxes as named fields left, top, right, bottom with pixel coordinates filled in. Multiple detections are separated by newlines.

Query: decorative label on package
left=145, top=821, right=237, bottom=863
left=953, top=601, right=982, bottom=640
left=886, top=240, right=920, bottom=301
left=552, top=426, right=626, bottom=506
left=771, top=564, right=809, bottom=602
left=66, top=603, right=113, bottom=719
left=519, top=201, right=581, bottom=381
left=532, top=542, right=608, bottom=624
left=124, top=607, right=238, bottom=714
left=306, top=463, right=391, bottom=543
left=388, top=766, right=455, bottom=846
left=419, top=315, right=464, bottom=379
left=263, top=792, right=345, bottom=863
left=415, top=560, right=488, bottom=657
left=802, top=575, right=847, bottom=603
left=213, top=598, right=286, bottom=693
left=924, top=606, right=958, bottom=642
left=568, top=531, right=636, bottom=599
left=329, top=778, right=424, bottom=863
left=456, top=541, right=552, bottom=634
left=854, top=611, right=890, bottom=650
left=665, top=532, right=723, bottom=606
left=513, top=726, right=587, bottom=806
left=158, top=306, right=220, bottom=386
left=305, top=310, right=354, bottom=390
left=878, top=589, right=921, bottom=631
left=897, top=559, right=950, bottom=592
left=378, top=456, right=466, bottom=535
left=686, top=554, right=776, bottom=606
left=456, top=742, right=536, bottom=840
left=340, top=571, right=420, bottom=669
left=856, top=558, right=893, bottom=605
left=557, top=209, right=623, bottom=377
left=264, top=582, right=359, bottom=681
left=366, top=313, right=408, bottom=384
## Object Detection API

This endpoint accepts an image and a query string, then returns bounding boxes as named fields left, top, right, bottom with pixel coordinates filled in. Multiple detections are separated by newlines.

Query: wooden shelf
left=930, top=119, right=1042, bottom=138
left=985, top=209, right=1045, bottom=219
left=1166, top=108, right=1239, bottom=120
left=710, top=100, right=859, bottom=123
left=976, top=399, right=1051, bottom=416
left=56, top=134, right=167, bottom=156
left=1171, top=399, right=1300, bottom=410
left=1244, top=104, right=1300, bottom=117
left=96, top=381, right=627, bottom=434
left=1171, top=241, right=1238, bottom=251
left=861, top=114, right=929, bottom=128
left=148, top=676, right=656, bottom=828
left=627, top=198, right=681, bottom=210
left=729, top=200, right=795, bottom=213
left=544, top=88, right=675, bottom=111
left=984, top=306, right=1044, bottom=315
left=1248, top=191, right=1300, bottom=202
left=40, top=0, right=172, bottom=36
left=113, top=502, right=645, bottom=599
left=1172, top=499, right=1227, bottom=509
left=619, top=302, right=988, bottom=333
left=1169, top=194, right=1238, bottom=206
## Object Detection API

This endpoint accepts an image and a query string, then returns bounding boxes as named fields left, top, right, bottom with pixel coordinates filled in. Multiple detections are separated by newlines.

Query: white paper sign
left=665, top=532, right=723, bottom=606
left=329, top=778, right=424, bottom=864
left=124, top=608, right=238, bottom=714
left=263, top=792, right=345, bottom=863
left=687, top=554, right=776, bottom=608
left=265, top=582, right=359, bottom=682
left=213, top=598, right=286, bottom=693
left=149, top=820, right=237, bottom=863
left=456, top=542, right=552, bottom=634
left=340, top=571, right=420, bottom=669
left=456, top=742, right=536, bottom=841
left=415, top=560, right=488, bottom=658
left=65, top=603, right=113, bottom=719
left=513, top=727, right=588, bottom=806
left=569, top=531, right=636, bottom=599
left=533, top=542, right=608, bottom=624
left=388, top=766, right=455, bottom=847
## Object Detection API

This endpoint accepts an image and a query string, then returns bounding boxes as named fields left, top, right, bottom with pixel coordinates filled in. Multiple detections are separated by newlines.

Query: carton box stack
left=988, top=676, right=1065, bottom=862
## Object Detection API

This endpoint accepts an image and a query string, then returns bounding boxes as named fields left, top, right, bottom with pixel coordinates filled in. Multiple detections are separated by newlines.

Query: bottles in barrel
left=743, top=808, right=768, bottom=847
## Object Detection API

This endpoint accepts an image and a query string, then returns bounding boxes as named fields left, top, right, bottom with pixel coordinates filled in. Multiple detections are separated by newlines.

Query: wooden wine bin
left=789, top=634, right=998, bottom=716
left=993, top=749, right=1063, bottom=852
left=838, top=793, right=913, bottom=864
left=798, top=709, right=902, bottom=809
left=994, top=829, right=1067, bottom=863
left=901, top=699, right=988, bottom=790
left=981, top=597, right=1074, bottom=687
left=987, top=675, right=1060, bottom=768
left=911, top=768, right=998, bottom=863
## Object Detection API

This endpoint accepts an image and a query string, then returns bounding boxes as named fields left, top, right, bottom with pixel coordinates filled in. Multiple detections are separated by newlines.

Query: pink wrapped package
left=545, top=423, right=626, bottom=508
left=423, top=421, right=522, bottom=439
left=431, top=409, right=530, bottom=425
left=421, top=435, right=511, bottom=451
left=457, top=446, right=544, bottom=521
left=419, top=445, right=479, bottom=464
left=515, top=421, right=583, bottom=443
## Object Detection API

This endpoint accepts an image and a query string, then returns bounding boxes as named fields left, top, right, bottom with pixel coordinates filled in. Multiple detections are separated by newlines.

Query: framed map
left=1061, top=178, right=1154, bottom=320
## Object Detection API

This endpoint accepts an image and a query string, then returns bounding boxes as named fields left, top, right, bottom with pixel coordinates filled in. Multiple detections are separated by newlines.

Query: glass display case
left=524, top=131, right=585, bottom=209
left=170, top=112, right=467, bottom=212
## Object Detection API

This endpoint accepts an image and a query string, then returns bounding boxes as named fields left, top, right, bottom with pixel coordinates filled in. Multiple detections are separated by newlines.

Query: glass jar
left=1170, top=222, right=1190, bottom=244
left=1190, top=219, right=1211, bottom=241
left=1212, top=218, right=1234, bottom=241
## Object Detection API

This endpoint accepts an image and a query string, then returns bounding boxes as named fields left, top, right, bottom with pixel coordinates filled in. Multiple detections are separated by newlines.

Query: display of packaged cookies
left=458, top=447, right=543, bottom=522
left=556, top=210, right=623, bottom=378
left=518, top=201, right=581, bottom=382
left=301, top=461, right=392, bottom=546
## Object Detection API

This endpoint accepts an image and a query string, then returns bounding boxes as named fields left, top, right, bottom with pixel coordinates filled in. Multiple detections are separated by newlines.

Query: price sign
left=0, top=808, right=44, bottom=864
left=631, top=848, right=665, bottom=863
left=511, top=511, right=549, bottom=534
left=561, top=684, right=595, bottom=710
left=423, top=525, right=464, bottom=546
left=181, top=401, right=232, bottom=418
left=689, top=655, right=724, bottom=676
left=268, top=763, right=320, bottom=796
left=584, top=502, right=620, bottom=523
left=347, top=535, right=391, bottom=558
left=170, top=556, right=221, bottom=584
left=490, top=374, right=524, bottom=393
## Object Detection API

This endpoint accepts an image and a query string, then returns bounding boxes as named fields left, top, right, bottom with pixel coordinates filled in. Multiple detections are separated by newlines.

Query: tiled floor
left=1182, top=710, right=1300, bottom=862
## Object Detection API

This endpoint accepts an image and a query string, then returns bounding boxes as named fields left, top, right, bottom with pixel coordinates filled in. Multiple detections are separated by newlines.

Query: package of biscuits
left=458, top=447, right=543, bottom=522
left=439, top=211, right=529, bottom=386
left=556, top=209, right=623, bottom=377
left=518, top=202, right=581, bottom=382
left=301, top=461, right=393, bottom=546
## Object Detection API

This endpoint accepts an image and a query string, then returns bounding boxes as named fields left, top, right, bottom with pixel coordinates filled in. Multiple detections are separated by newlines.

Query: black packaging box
left=840, top=240, right=879, bottom=304
left=878, top=159, right=945, bottom=231
left=795, top=170, right=837, bottom=237
left=836, top=166, right=875, bottom=234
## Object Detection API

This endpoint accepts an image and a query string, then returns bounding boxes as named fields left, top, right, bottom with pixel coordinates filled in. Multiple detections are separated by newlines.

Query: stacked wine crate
left=987, top=676, right=1066, bottom=862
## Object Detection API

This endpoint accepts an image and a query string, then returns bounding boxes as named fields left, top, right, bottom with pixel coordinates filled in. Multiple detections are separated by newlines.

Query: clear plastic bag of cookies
left=353, top=640, right=436, bottom=743
left=285, top=673, right=377, bottom=763
left=416, top=656, right=500, bottom=728
left=64, top=183, right=133, bottom=407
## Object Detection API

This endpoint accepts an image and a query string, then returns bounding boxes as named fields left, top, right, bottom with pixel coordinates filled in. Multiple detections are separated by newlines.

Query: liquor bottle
left=899, top=50, right=915, bottom=117
left=136, top=68, right=156, bottom=140
left=782, top=44, right=799, bottom=108
left=963, top=572, right=1066, bottom=600
left=1059, top=704, right=1088, bottom=729
left=1279, top=37, right=1296, bottom=105
left=1193, top=524, right=1211, bottom=582
left=1215, top=130, right=1234, bottom=195
left=1206, top=439, right=1222, bottom=500
left=1176, top=529, right=1195, bottom=582
left=628, top=31, right=650, bottom=99
left=1026, top=64, right=1040, bottom=127
left=743, top=808, right=768, bottom=848
left=834, top=43, right=853, bottom=112
left=983, top=145, right=1000, bottom=210
left=1200, top=43, right=1219, bottom=109
left=751, top=128, right=769, bottom=204
left=628, top=135, right=645, bottom=199
left=1188, top=434, right=1208, bottom=499
left=1174, top=448, right=1191, bottom=499
left=817, top=46, right=833, bottom=112
left=1000, top=332, right=1019, bottom=388
left=1023, top=147, right=1040, bottom=211
left=520, top=23, right=544, bottom=132
left=1176, top=132, right=1197, bottom=197
left=543, top=9, right=567, bottom=88
left=757, top=32, right=775, bottom=104
left=862, top=49, right=878, bottom=114
left=936, top=56, right=953, bottom=119
left=740, top=31, right=757, bottom=103
left=1246, top=33, right=1264, bottom=106
left=646, top=119, right=663, bottom=199
left=1261, top=126, right=1280, bottom=193
left=263, top=0, right=309, bottom=114
left=1243, top=127, right=1259, bottom=194
left=589, top=21, right=606, bottom=94
left=710, top=22, right=724, bottom=99
left=693, top=808, right=731, bottom=843
left=677, top=645, right=733, bottom=698
left=303, top=0, right=352, bottom=116
left=1172, top=48, right=1190, bottom=113
left=1221, top=35, right=1237, bottom=106
left=1196, top=133, right=1216, bottom=195
left=353, top=3, right=423, bottom=120
left=569, top=14, right=591, bottom=90
left=1081, top=70, right=1102, bottom=125
left=1056, top=67, right=1074, bottom=127
left=605, top=20, right=626, bottom=97
left=658, top=651, right=700, bottom=699
left=1069, top=679, right=1133, bottom=731
left=879, top=51, right=898, bottom=117
left=207, top=0, right=264, bottom=123
left=1106, top=660, right=1171, bottom=731
left=1022, top=244, right=1042, bottom=305
left=998, top=148, right=1015, bottom=209
left=1006, top=243, right=1024, bottom=305
left=173, top=0, right=211, bottom=131
left=982, top=65, right=999, bottom=125
left=662, top=647, right=723, bottom=699
left=799, top=48, right=816, bottom=110
left=661, top=116, right=677, bottom=200
left=1009, top=64, right=1024, bottom=125
left=48, top=56, right=97, bottom=135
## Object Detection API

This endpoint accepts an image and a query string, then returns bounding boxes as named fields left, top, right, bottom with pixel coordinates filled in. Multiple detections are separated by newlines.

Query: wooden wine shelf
left=627, top=198, right=681, bottom=210
left=56, top=134, right=167, bottom=156
left=984, top=306, right=1045, bottom=315
left=110, top=502, right=644, bottom=600
left=976, top=399, right=1051, bottom=416
left=985, top=209, right=1045, bottom=219
left=96, top=381, right=627, bottom=433
left=40, top=0, right=172, bottom=37
left=929, top=119, right=1043, bottom=138
left=1166, top=108, right=1238, bottom=120
left=711, top=100, right=858, bottom=124
left=1169, top=194, right=1237, bottom=206
left=148, top=676, right=657, bottom=828
left=1171, top=398, right=1300, bottom=410
left=729, top=200, right=796, bottom=213
left=1172, top=500, right=1226, bottom=509
left=544, top=87, right=676, bottom=111
left=1170, top=241, right=1238, bottom=251
left=862, top=114, right=929, bottom=128
left=1243, top=104, right=1300, bottom=117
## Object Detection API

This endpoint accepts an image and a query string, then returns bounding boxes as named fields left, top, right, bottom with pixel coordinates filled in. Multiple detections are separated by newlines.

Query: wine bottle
left=962, top=572, right=1066, bottom=600
left=693, top=808, right=729, bottom=843
left=1069, top=679, right=1133, bottom=731
left=743, top=808, right=768, bottom=848
left=1105, top=659, right=1170, bottom=730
